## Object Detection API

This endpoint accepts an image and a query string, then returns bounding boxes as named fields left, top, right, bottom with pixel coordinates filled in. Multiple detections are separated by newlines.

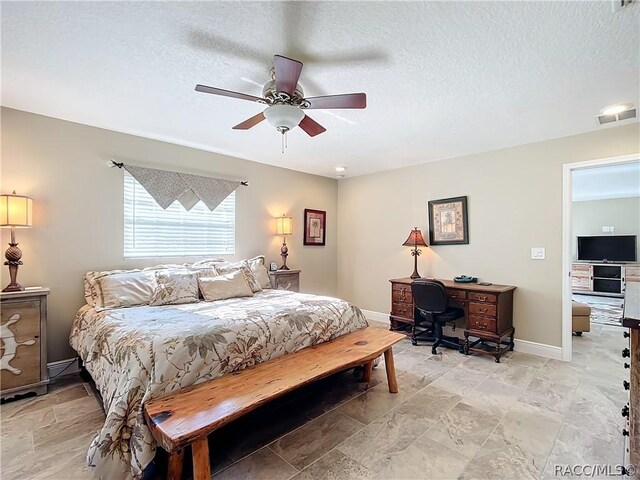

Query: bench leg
left=383, top=347, right=398, bottom=394
left=363, top=360, right=373, bottom=383
left=192, top=438, right=211, bottom=480
left=167, top=448, right=184, bottom=480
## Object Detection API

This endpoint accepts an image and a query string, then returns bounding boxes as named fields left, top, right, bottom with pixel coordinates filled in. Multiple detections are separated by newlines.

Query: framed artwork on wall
left=428, top=196, right=469, bottom=245
left=303, top=209, right=326, bottom=246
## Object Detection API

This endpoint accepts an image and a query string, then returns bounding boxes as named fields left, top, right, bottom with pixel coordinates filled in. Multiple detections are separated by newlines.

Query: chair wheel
left=495, top=357, right=500, bottom=363
left=431, top=347, right=437, bottom=355
left=575, top=332, right=583, bottom=336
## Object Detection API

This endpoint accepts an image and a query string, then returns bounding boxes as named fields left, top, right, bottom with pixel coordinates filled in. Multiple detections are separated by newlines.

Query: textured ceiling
left=2, top=1, right=639, bottom=178
left=573, top=161, right=640, bottom=201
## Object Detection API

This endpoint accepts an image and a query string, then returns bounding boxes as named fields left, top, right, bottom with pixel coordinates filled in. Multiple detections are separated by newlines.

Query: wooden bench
left=144, top=327, right=405, bottom=480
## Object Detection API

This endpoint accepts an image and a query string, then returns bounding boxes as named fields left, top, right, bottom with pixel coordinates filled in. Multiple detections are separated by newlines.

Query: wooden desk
left=623, top=268, right=640, bottom=468
left=389, top=278, right=516, bottom=362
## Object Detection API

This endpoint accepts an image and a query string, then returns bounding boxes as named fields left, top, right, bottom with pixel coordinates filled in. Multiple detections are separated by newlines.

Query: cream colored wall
left=572, top=197, right=640, bottom=259
left=337, top=124, right=640, bottom=348
left=1, top=108, right=338, bottom=362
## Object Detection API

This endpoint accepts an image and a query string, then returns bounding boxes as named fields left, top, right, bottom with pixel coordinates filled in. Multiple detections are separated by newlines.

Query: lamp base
left=410, top=272, right=420, bottom=280
left=3, top=263, right=24, bottom=292
left=280, top=240, right=290, bottom=270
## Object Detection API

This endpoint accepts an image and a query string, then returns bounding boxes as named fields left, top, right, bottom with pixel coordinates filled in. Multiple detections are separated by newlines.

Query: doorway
left=562, top=154, right=640, bottom=361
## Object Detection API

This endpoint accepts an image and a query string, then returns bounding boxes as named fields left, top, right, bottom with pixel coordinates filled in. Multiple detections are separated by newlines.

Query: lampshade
left=264, top=105, right=305, bottom=131
left=275, top=215, right=293, bottom=236
left=402, top=227, right=427, bottom=247
left=0, top=192, right=33, bottom=228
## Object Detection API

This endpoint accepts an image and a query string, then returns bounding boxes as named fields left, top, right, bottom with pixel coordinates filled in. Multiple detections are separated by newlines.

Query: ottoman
left=572, top=301, right=591, bottom=335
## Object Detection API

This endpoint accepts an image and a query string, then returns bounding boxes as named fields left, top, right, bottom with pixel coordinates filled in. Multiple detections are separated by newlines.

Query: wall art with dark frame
left=428, top=196, right=469, bottom=245
left=303, top=209, right=326, bottom=246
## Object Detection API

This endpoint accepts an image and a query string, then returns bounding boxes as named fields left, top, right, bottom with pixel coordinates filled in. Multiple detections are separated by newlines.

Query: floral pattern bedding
left=68, top=289, right=368, bottom=479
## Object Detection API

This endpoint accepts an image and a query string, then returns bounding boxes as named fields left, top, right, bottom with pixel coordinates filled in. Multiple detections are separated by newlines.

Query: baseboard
left=361, top=309, right=389, bottom=328
left=512, top=339, right=563, bottom=360
left=359, top=309, right=562, bottom=360
left=47, top=358, right=80, bottom=378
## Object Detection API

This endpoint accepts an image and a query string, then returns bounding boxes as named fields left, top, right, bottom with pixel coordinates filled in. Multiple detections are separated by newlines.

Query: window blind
left=124, top=171, right=235, bottom=258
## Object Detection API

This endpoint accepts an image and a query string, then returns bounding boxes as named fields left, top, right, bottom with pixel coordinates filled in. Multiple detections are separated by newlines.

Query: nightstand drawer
left=268, top=270, right=301, bottom=292
left=469, top=302, right=497, bottom=317
left=1, top=300, right=42, bottom=390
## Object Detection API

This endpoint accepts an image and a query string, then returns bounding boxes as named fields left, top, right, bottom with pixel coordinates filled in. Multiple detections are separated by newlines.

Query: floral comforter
left=69, top=289, right=368, bottom=479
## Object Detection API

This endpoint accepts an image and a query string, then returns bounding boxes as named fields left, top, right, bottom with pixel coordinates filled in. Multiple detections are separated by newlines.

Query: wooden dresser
left=1, top=288, right=49, bottom=400
left=622, top=266, right=639, bottom=470
left=269, top=270, right=300, bottom=292
left=389, top=278, right=516, bottom=362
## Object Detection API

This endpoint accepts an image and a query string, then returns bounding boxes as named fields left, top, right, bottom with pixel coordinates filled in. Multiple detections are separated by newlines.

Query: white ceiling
left=573, top=161, right=640, bottom=202
left=2, top=1, right=639, bottom=178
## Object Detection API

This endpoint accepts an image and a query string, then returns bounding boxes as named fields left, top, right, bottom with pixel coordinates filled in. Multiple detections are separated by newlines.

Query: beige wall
left=337, top=124, right=640, bottom=348
left=1, top=108, right=338, bottom=362
left=572, top=197, right=640, bottom=259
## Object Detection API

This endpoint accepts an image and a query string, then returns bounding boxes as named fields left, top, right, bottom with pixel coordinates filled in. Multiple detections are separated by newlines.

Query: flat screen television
left=577, top=235, right=637, bottom=263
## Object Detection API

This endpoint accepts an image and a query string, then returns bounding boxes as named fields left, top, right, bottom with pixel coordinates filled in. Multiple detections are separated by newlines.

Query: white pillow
left=247, top=256, right=271, bottom=289
left=198, top=270, right=254, bottom=301
left=215, top=261, right=262, bottom=293
left=149, top=271, right=199, bottom=306
left=97, top=271, right=156, bottom=310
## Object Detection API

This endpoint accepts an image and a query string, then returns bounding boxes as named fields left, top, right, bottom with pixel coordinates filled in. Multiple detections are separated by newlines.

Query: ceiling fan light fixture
left=264, top=105, right=304, bottom=133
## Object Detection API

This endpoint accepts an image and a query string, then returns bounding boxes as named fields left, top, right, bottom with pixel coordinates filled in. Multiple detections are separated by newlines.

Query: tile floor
left=0, top=323, right=631, bottom=480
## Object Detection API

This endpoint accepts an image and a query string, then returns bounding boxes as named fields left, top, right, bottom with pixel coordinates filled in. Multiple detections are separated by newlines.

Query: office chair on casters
left=411, top=278, right=466, bottom=355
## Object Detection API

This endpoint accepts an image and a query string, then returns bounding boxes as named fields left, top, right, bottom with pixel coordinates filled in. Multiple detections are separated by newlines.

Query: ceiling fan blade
left=195, top=84, right=264, bottom=103
left=274, top=55, right=303, bottom=96
left=232, top=112, right=266, bottom=130
left=298, top=114, right=326, bottom=137
left=304, top=93, right=367, bottom=109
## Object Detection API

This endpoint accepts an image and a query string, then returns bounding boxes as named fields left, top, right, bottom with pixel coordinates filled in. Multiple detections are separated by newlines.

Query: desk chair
left=411, top=278, right=465, bottom=355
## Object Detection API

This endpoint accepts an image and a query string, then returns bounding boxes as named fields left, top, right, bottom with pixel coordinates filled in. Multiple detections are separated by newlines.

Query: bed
left=69, top=288, right=368, bottom=479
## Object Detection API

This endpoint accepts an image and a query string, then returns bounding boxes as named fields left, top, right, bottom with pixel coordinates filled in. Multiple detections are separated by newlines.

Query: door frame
left=562, top=153, right=639, bottom=361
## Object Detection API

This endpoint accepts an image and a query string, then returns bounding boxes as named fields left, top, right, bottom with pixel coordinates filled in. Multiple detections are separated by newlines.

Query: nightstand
left=269, top=270, right=301, bottom=292
left=1, top=288, right=49, bottom=400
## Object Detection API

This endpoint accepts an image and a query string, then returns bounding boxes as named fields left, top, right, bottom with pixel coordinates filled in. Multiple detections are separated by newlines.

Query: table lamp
left=1, top=191, right=33, bottom=292
left=403, top=227, right=428, bottom=279
left=275, top=215, right=293, bottom=270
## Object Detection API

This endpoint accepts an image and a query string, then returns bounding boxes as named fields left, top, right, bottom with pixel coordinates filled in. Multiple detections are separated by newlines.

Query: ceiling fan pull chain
left=285, top=131, right=288, bottom=150
left=281, top=132, right=285, bottom=154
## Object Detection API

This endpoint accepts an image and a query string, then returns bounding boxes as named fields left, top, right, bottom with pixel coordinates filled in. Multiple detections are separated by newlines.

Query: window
left=124, top=171, right=235, bottom=258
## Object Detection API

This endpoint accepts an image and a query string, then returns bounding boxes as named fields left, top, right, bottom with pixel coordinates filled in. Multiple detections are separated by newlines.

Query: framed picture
left=428, top=196, right=469, bottom=245
left=303, top=209, right=326, bottom=246
left=269, top=261, right=278, bottom=271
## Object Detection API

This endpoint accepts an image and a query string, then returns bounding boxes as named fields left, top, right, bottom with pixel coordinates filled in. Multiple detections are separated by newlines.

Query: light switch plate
left=602, top=226, right=610, bottom=233
left=531, top=247, right=546, bottom=260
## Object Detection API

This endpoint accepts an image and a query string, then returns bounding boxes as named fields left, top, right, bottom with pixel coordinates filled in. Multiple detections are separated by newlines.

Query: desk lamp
left=403, top=227, right=428, bottom=279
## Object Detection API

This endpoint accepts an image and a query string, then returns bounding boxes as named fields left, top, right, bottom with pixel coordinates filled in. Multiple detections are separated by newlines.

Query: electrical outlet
left=531, top=247, right=546, bottom=260
left=602, top=226, right=610, bottom=233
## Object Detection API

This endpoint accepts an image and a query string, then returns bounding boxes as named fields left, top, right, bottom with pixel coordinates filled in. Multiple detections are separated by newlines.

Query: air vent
left=598, top=109, right=637, bottom=125
left=612, top=0, right=634, bottom=12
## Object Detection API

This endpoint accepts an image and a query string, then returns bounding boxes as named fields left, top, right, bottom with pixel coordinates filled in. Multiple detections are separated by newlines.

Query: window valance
left=111, top=161, right=247, bottom=211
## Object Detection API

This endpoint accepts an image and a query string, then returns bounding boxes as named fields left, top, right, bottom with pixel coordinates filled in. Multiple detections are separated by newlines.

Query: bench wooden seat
left=144, top=326, right=405, bottom=480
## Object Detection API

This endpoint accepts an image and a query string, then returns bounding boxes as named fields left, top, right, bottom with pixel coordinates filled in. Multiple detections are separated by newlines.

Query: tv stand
left=571, top=262, right=637, bottom=298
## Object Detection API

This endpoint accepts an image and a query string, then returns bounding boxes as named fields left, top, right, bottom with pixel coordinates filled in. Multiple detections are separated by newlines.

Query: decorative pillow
left=247, top=255, right=271, bottom=289
left=149, top=271, right=199, bottom=306
left=215, top=261, right=262, bottom=293
left=97, top=271, right=156, bottom=310
left=84, top=268, right=143, bottom=308
left=198, top=270, right=254, bottom=301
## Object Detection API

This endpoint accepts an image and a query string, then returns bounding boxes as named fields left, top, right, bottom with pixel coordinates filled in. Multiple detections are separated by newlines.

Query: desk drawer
left=468, top=292, right=497, bottom=303
left=392, top=287, right=413, bottom=303
left=391, top=302, right=413, bottom=319
left=468, top=315, right=497, bottom=333
left=448, top=290, right=467, bottom=300
left=469, top=302, right=497, bottom=317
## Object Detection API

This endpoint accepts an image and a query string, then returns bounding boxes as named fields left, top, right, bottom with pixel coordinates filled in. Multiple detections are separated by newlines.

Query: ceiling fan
left=195, top=55, right=367, bottom=141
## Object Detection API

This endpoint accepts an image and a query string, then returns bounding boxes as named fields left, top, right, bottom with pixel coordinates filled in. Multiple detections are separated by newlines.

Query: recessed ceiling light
left=600, top=103, right=633, bottom=116
left=335, top=166, right=347, bottom=172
